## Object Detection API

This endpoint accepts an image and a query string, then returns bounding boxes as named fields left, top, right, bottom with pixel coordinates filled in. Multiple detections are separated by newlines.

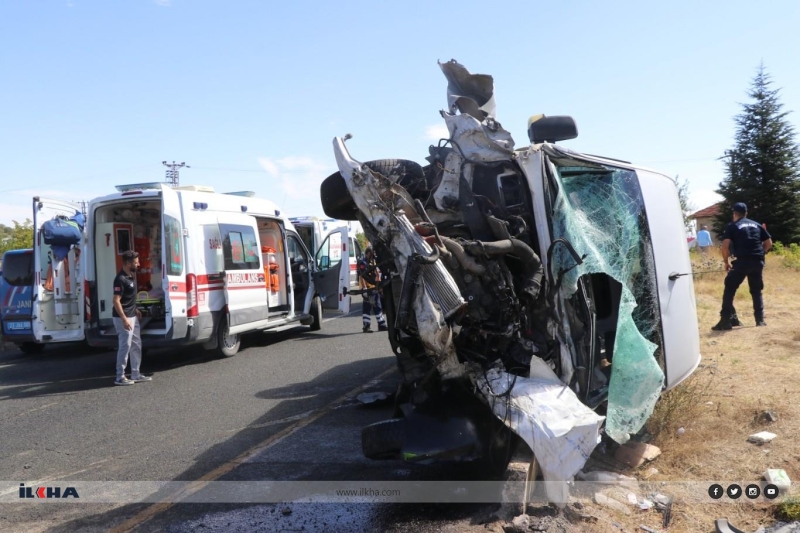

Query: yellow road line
left=110, top=364, right=396, bottom=532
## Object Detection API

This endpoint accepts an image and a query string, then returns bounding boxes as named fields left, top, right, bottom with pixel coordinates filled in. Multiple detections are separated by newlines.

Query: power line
left=162, top=161, right=189, bottom=187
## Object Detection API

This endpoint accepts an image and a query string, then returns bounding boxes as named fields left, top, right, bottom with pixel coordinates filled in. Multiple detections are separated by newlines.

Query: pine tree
left=714, top=64, right=800, bottom=244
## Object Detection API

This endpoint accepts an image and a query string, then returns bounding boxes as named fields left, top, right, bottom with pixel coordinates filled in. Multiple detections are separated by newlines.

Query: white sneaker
left=131, top=375, right=152, bottom=383
left=115, top=377, right=135, bottom=386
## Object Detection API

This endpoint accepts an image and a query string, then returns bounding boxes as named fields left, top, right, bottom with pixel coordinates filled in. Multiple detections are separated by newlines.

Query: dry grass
left=584, top=251, right=800, bottom=533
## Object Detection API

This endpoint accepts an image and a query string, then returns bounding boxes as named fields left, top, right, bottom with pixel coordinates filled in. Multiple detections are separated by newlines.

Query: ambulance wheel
left=18, top=342, right=46, bottom=355
left=308, top=296, right=323, bottom=331
left=216, top=318, right=240, bottom=357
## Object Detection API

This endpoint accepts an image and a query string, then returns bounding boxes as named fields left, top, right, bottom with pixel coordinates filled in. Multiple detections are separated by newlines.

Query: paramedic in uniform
left=712, top=202, right=772, bottom=331
left=112, top=250, right=152, bottom=385
left=357, top=247, right=388, bottom=333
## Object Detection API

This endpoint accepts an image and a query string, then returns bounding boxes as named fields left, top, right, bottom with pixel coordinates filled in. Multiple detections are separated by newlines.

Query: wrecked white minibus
left=320, top=60, right=701, bottom=500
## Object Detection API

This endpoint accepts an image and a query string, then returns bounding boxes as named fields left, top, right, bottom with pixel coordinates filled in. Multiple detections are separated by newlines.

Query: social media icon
left=764, top=484, right=779, bottom=500
left=745, top=484, right=761, bottom=499
left=708, top=484, right=724, bottom=500
left=727, top=484, right=742, bottom=499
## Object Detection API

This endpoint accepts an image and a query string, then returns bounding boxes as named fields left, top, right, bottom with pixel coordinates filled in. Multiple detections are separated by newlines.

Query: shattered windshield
left=548, top=159, right=665, bottom=443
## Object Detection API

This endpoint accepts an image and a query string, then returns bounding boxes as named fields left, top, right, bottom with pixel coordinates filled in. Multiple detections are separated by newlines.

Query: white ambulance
left=26, top=183, right=351, bottom=357
left=288, top=216, right=364, bottom=289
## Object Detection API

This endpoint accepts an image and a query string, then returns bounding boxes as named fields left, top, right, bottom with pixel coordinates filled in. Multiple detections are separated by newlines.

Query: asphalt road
left=0, top=305, right=505, bottom=533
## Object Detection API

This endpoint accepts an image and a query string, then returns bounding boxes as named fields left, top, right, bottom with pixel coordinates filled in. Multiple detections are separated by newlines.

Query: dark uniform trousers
left=722, top=257, right=765, bottom=321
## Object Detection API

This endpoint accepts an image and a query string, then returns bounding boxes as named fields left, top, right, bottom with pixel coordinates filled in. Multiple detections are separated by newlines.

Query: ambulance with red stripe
left=25, top=184, right=350, bottom=357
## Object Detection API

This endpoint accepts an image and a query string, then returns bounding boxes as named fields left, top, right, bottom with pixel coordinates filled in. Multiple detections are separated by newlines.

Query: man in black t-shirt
left=712, top=202, right=773, bottom=331
left=112, top=250, right=152, bottom=385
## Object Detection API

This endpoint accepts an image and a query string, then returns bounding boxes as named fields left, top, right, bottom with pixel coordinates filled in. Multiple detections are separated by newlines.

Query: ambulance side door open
left=161, top=186, right=189, bottom=340
left=218, top=214, right=269, bottom=335
left=312, top=227, right=350, bottom=313
left=32, top=197, right=86, bottom=343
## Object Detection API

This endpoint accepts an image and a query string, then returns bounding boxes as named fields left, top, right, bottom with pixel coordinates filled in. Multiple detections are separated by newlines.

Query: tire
left=308, top=296, right=323, bottom=331
left=320, top=172, right=358, bottom=221
left=215, top=317, right=240, bottom=358
left=362, top=418, right=405, bottom=460
left=320, top=159, right=424, bottom=220
left=363, top=159, right=424, bottom=190
left=18, top=342, right=46, bottom=355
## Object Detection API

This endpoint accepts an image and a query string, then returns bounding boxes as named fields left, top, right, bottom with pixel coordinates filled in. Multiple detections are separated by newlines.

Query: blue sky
left=1, top=0, right=799, bottom=226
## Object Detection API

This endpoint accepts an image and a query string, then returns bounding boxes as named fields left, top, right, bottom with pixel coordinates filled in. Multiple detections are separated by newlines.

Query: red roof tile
left=691, top=203, right=721, bottom=218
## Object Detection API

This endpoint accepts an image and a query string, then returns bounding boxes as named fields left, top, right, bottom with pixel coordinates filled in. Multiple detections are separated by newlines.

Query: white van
left=289, top=216, right=363, bottom=289
left=26, top=183, right=350, bottom=357
left=321, top=60, right=702, bottom=488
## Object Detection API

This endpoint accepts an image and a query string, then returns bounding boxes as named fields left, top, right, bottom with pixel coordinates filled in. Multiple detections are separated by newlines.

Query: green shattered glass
left=549, top=165, right=665, bottom=443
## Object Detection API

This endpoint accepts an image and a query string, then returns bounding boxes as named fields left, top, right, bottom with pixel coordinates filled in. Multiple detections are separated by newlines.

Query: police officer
left=358, top=247, right=388, bottom=333
left=712, top=202, right=772, bottom=331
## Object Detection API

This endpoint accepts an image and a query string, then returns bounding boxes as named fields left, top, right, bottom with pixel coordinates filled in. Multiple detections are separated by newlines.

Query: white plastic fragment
left=764, top=469, right=792, bottom=491
left=477, top=364, right=605, bottom=506
left=748, top=431, right=777, bottom=444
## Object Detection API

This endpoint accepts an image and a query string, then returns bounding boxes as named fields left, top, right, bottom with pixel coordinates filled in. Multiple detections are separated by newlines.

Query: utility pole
left=162, top=161, right=189, bottom=187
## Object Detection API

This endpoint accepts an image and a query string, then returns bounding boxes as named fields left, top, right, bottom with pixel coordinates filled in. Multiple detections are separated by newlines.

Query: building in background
left=691, top=203, right=722, bottom=245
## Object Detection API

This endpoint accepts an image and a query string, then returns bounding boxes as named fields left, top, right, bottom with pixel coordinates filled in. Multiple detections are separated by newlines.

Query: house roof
left=691, top=203, right=721, bottom=219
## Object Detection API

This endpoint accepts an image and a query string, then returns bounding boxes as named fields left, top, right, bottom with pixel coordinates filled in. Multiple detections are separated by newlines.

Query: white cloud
left=424, top=124, right=450, bottom=141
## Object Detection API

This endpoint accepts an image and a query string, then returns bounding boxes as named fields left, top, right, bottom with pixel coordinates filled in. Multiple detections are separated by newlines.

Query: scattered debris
left=503, top=514, right=531, bottom=533
left=614, top=441, right=662, bottom=468
left=749, top=431, right=777, bottom=444
left=759, top=410, right=780, bottom=423
left=563, top=503, right=598, bottom=523
left=640, top=526, right=661, bottom=533
left=707, top=401, right=715, bottom=406
left=23, top=464, right=31, bottom=470
left=764, top=469, right=792, bottom=491
left=652, top=494, right=674, bottom=528
left=595, top=493, right=633, bottom=515
left=355, top=391, right=392, bottom=405
left=639, top=499, right=654, bottom=511
left=677, top=427, right=685, bottom=436
left=281, top=507, right=292, bottom=516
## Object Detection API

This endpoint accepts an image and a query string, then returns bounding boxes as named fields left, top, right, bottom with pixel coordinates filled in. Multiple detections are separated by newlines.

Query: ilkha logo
left=19, top=483, right=79, bottom=499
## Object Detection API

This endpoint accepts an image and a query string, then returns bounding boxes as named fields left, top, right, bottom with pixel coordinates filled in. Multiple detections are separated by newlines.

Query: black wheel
left=320, top=159, right=425, bottom=220
left=363, top=159, right=424, bottom=190
left=308, top=296, right=323, bottom=331
left=362, top=418, right=405, bottom=460
left=215, top=317, right=240, bottom=358
left=18, top=342, right=46, bottom=355
left=320, top=172, right=358, bottom=221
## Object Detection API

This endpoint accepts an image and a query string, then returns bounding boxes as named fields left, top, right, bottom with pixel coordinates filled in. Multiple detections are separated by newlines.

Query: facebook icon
left=709, top=484, right=724, bottom=500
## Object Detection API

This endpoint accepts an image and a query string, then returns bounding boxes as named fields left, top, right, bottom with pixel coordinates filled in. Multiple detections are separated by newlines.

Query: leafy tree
left=355, top=231, right=369, bottom=254
left=675, top=175, right=694, bottom=231
left=715, top=64, right=800, bottom=243
left=0, top=219, right=34, bottom=255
